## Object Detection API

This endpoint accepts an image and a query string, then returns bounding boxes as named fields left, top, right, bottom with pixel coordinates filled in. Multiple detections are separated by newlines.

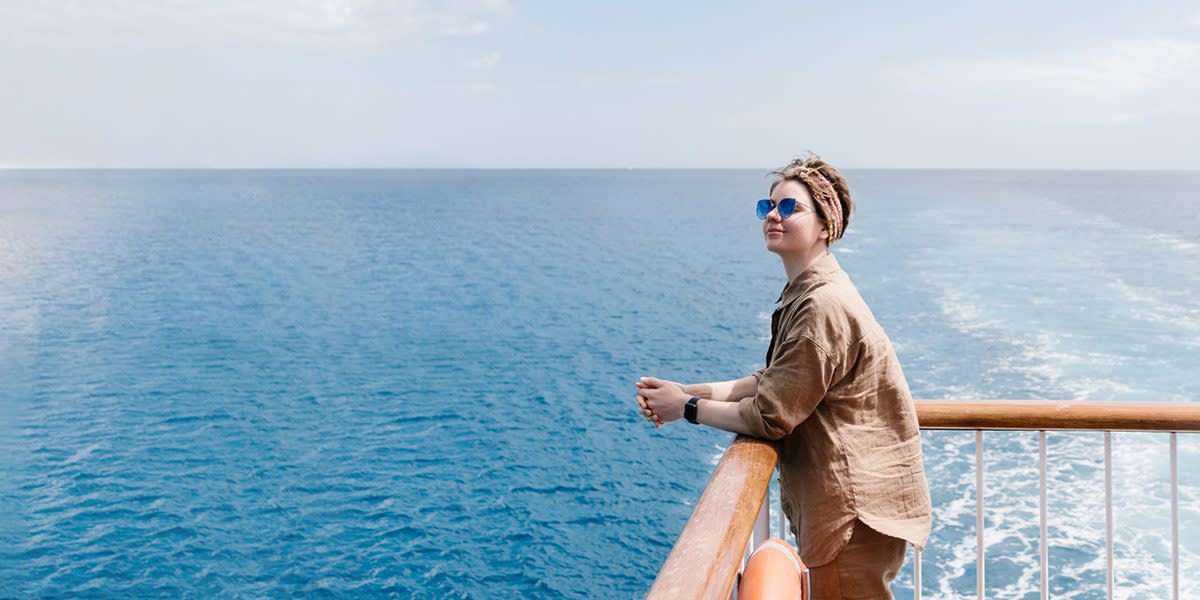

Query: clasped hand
left=634, top=377, right=692, bottom=428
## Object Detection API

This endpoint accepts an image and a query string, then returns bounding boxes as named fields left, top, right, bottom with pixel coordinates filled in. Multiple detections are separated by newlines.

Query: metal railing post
left=914, top=546, right=922, bottom=600
left=977, top=429, right=985, bottom=600
left=1039, top=430, right=1048, bottom=600
left=1170, top=432, right=1179, bottom=600
left=1104, top=431, right=1113, bottom=600
left=752, top=492, right=769, bottom=549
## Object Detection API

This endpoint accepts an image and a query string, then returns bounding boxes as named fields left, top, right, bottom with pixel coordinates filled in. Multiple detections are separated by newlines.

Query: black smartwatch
left=684, top=396, right=701, bottom=424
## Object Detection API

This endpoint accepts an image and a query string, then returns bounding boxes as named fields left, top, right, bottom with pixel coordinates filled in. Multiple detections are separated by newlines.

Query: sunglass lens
left=778, top=198, right=797, bottom=219
left=756, top=199, right=772, bottom=219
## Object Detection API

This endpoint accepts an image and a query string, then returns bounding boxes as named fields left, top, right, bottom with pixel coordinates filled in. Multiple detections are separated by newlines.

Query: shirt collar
left=776, top=251, right=842, bottom=307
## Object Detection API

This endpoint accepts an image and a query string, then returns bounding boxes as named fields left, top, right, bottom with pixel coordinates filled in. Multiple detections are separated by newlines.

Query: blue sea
left=1, top=169, right=1197, bottom=599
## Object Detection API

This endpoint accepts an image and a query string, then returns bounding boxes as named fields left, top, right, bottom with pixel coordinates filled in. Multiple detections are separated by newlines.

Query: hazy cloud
left=466, top=52, right=500, bottom=69
left=894, top=37, right=1200, bottom=124
left=0, top=0, right=510, bottom=46
left=443, top=22, right=491, bottom=36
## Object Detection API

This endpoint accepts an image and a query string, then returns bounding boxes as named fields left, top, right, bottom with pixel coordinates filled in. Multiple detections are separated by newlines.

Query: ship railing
left=645, top=400, right=1200, bottom=600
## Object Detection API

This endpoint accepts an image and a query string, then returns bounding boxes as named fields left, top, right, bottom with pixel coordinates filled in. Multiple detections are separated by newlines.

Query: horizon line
left=3, top=166, right=1200, bottom=173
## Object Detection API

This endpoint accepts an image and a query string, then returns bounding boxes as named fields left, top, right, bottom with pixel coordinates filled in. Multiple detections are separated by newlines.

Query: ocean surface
left=1, top=169, right=1197, bottom=599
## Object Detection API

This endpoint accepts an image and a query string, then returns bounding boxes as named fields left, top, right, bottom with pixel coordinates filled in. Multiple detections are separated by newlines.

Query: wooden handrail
left=647, top=401, right=1199, bottom=599
left=646, top=435, right=779, bottom=600
left=915, top=400, right=1200, bottom=431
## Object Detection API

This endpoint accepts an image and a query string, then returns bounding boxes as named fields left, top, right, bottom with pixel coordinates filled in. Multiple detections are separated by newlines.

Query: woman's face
left=763, top=180, right=828, bottom=255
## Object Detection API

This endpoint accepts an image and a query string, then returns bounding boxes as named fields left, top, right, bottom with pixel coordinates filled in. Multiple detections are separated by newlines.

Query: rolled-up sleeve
left=737, top=334, right=838, bottom=440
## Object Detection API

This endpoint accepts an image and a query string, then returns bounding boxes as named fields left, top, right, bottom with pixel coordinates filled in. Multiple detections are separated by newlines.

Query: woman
left=636, top=153, right=931, bottom=599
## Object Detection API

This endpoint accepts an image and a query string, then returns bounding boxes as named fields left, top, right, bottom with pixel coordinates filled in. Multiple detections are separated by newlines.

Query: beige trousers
left=807, top=518, right=907, bottom=600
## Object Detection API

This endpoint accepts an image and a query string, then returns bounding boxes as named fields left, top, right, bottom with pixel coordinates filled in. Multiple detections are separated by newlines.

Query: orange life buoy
left=737, top=538, right=807, bottom=600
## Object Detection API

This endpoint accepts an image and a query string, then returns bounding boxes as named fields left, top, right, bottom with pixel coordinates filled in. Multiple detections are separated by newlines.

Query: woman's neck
left=780, top=245, right=830, bottom=282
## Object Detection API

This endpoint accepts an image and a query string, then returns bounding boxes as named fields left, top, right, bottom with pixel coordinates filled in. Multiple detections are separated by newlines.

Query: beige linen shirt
left=737, top=251, right=932, bottom=568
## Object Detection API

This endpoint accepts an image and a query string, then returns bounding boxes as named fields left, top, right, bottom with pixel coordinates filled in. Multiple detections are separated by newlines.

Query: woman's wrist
left=681, top=383, right=710, bottom=400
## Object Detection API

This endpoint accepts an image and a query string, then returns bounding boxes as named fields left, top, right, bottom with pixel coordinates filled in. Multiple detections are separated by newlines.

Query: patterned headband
left=792, top=167, right=845, bottom=243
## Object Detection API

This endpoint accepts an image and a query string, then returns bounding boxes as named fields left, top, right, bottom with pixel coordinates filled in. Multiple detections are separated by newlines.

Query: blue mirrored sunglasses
left=756, top=197, right=808, bottom=220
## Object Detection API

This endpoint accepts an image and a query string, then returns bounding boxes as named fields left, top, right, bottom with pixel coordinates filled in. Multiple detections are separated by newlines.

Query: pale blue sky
left=2, top=1, right=1199, bottom=168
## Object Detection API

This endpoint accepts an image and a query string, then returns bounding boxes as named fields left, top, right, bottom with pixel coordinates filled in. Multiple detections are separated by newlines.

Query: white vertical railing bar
left=740, top=494, right=772, bottom=600
left=1170, top=432, right=1178, bottom=600
left=976, top=429, right=985, bottom=600
left=753, top=494, right=769, bottom=552
left=914, top=546, right=922, bottom=600
left=1039, top=430, right=1048, bottom=600
left=1104, top=431, right=1113, bottom=600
